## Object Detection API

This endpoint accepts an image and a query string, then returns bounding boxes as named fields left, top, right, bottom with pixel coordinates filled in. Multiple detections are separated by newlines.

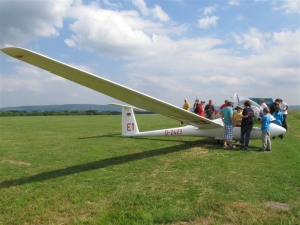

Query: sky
left=0, top=0, right=299, bottom=109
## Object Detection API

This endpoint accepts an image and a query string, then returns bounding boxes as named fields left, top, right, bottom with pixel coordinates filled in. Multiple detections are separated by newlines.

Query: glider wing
left=1, top=47, right=222, bottom=129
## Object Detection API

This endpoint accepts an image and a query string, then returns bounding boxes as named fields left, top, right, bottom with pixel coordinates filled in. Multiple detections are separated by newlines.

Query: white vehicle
left=1, top=47, right=285, bottom=142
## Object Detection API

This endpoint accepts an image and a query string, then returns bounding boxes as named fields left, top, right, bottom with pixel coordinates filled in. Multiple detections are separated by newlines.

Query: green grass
left=0, top=111, right=299, bottom=225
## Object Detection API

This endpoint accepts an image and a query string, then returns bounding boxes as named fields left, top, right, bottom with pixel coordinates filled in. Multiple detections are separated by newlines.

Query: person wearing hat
left=198, top=100, right=205, bottom=117
left=233, top=106, right=243, bottom=127
left=180, top=99, right=190, bottom=126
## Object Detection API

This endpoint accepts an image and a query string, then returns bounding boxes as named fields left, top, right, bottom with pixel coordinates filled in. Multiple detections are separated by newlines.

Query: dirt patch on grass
left=170, top=201, right=292, bottom=225
left=1, top=159, right=30, bottom=166
left=181, top=147, right=210, bottom=158
left=266, top=201, right=290, bottom=211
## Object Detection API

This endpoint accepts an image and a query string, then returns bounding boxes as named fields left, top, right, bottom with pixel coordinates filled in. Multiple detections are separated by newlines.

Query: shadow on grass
left=0, top=139, right=217, bottom=189
left=78, top=133, right=121, bottom=139
left=79, top=133, right=206, bottom=143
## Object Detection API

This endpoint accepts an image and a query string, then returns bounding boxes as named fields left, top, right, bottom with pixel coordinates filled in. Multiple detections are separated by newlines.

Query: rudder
left=122, top=107, right=140, bottom=136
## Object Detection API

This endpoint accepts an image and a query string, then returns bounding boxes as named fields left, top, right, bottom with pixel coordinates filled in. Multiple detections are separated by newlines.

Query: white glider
left=1, top=47, right=286, bottom=141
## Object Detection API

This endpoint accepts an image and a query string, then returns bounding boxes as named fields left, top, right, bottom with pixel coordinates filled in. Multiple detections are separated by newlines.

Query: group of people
left=180, top=98, right=216, bottom=126
left=220, top=100, right=254, bottom=150
left=220, top=98, right=288, bottom=152
left=180, top=97, right=288, bottom=152
left=269, top=98, right=288, bottom=132
left=193, top=99, right=216, bottom=119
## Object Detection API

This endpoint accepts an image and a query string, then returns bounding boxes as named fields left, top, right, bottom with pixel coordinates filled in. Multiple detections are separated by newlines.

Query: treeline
left=0, top=110, right=122, bottom=117
left=0, top=110, right=154, bottom=117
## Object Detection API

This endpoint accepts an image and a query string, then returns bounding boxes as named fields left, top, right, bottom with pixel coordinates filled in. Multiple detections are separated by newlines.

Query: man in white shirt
left=279, top=98, right=288, bottom=131
left=259, top=99, right=268, bottom=117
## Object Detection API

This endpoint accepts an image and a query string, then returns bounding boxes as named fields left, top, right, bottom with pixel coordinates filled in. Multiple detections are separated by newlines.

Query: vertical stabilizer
left=122, top=107, right=140, bottom=136
left=109, top=103, right=144, bottom=137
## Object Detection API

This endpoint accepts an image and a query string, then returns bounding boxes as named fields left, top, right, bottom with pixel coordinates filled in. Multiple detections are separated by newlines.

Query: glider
left=1, top=47, right=286, bottom=141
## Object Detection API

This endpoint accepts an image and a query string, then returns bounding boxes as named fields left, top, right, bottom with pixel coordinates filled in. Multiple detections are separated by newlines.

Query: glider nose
left=270, top=123, right=286, bottom=136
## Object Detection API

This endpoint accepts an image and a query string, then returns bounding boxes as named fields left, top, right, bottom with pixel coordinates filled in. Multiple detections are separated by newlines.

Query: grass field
left=1, top=111, right=299, bottom=225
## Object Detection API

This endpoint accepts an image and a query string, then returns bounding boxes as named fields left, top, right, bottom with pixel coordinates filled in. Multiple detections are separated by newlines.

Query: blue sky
left=0, top=0, right=299, bottom=108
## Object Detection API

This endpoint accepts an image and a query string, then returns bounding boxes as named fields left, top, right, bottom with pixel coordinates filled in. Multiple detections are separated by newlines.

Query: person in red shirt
left=198, top=100, right=205, bottom=117
left=220, top=99, right=228, bottom=110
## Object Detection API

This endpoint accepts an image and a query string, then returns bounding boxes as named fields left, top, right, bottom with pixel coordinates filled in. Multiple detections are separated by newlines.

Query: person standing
left=272, top=104, right=284, bottom=139
left=233, top=106, right=243, bottom=127
left=204, top=99, right=215, bottom=120
left=220, top=101, right=235, bottom=149
left=193, top=99, right=199, bottom=114
left=259, top=98, right=268, bottom=117
left=240, top=100, right=254, bottom=150
left=270, top=99, right=280, bottom=115
left=198, top=100, right=205, bottom=117
left=259, top=107, right=271, bottom=152
left=220, top=100, right=228, bottom=110
left=279, top=98, right=288, bottom=131
left=180, top=99, right=190, bottom=126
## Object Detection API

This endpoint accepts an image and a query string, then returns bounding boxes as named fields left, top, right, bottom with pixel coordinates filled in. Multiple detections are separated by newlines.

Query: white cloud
left=124, top=29, right=299, bottom=105
left=228, top=0, right=240, bottom=6
left=103, top=0, right=122, bottom=8
left=198, top=16, right=219, bottom=29
left=0, top=0, right=299, bottom=107
left=273, top=29, right=300, bottom=44
left=132, top=0, right=169, bottom=21
left=65, top=38, right=76, bottom=47
left=281, top=0, right=300, bottom=13
left=231, top=27, right=271, bottom=51
left=152, top=5, right=170, bottom=22
left=236, top=15, right=244, bottom=20
left=64, top=2, right=176, bottom=58
left=132, top=0, right=149, bottom=15
left=203, top=5, right=218, bottom=16
left=0, top=0, right=73, bottom=47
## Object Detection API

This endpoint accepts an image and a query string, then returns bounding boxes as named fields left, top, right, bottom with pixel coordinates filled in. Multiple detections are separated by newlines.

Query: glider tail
left=109, top=103, right=144, bottom=136
left=121, top=107, right=140, bottom=136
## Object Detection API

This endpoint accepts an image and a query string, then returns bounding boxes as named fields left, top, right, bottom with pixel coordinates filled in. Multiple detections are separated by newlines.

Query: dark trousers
left=282, top=114, right=287, bottom=131
left=206, top=114, right=213, bottom=120
left=241, top=124, right=253, bottom=147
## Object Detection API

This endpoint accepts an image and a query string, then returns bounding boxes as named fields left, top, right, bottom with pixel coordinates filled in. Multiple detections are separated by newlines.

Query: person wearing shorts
left=220, top=101, right=236, bottom=149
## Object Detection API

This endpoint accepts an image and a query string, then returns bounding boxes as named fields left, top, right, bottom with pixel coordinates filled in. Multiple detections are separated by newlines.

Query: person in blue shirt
left=220, top=101, right=236, bottom=149
left=259, top=107, right=271, bottom=152
left=272, top=103, right=284, bottom=139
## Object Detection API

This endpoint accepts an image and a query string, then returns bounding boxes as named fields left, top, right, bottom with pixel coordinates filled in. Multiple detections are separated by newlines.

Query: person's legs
left=261, top=130, right=267, bottom=150
left=240, top=126, right=246, bottom=148
left=244, top=125, right=253, bottom=148
left=206, top=114, right=212, bottom=120
left=223, top=126, right=228, bottom=148
left=228, top=125, right=235, bottom=149
left=266, top=131, right=271, bottom=150
left=282, top=114, right=287, bottom=131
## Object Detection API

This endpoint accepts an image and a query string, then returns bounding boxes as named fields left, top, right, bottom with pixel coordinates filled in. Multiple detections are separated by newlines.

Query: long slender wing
left=1, top=47, right=222, bottom=129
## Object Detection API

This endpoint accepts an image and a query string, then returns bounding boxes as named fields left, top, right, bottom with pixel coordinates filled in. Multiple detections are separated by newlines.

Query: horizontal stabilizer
left=109, top=103, right=145, bottom=111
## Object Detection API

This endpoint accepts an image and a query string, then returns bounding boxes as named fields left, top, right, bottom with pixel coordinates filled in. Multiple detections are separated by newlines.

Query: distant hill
left=0, top=104, right=299, bottom=112
left=289, top=105, right=300, bottom=110
left=0, top=104, right=122, bottom=112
